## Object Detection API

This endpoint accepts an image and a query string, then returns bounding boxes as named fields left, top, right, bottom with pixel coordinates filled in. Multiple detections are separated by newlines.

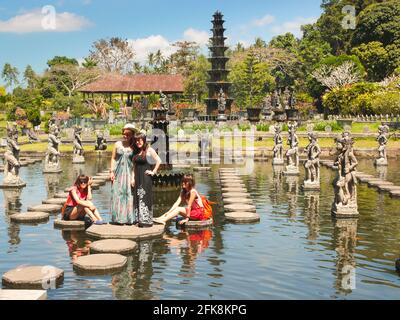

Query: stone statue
left=94, top=131, right=107, bottom=151
left=284, top=122, right=300, bottom=175
left=288, top=89, right=296, bottom=109
left=72, top=126, right=85, bottom=163
left=375, top=124, right=389, bottom=166
left=217, top=88, right=226, bottom=113
left=272, top=124, right=284, bottom=165
left=303, top=131, right=321, bottom=189
left=43, top=122, right=62, bottom=173
left=331, top=132, right=358, bottom=217
left=159, top=90, right=170, bottom=111
left=27, top=128, right=39, bottom=144
left=283, top=87, right=291, bottom=109
left=1, top=122, right=26, bottom=187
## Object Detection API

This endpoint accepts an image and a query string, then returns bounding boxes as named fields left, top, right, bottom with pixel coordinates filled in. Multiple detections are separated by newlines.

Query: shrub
left=313, top=120, right=342, bottom=132
left=256, top=123, right=270, bottom=132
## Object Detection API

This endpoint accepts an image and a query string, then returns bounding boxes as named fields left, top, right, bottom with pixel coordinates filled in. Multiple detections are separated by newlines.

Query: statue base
left=43, top=163, right=62, bottom=173
left=216, top=113, right=227, bottom=122
left=94, top=147, right=107, bottom=151
left=283, top=165, right=300, bottom=176
left=72, top=155, right=85, bottom=164
left=331, top=201, right=359, bottom=218
left=302, top=180, right=320, bottom=190
left=0, top=175, right=26, bottom=189
left=374, top=158, right=388, bottom=166
left=272, top=158, right=284, bottom=165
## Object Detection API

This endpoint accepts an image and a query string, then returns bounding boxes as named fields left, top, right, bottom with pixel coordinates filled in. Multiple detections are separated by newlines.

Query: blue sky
left=0, top=0, right=323, bottom=85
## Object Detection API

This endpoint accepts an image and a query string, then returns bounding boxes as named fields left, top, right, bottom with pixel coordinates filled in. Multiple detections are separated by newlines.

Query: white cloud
left=252, top=14, right=275, bottom=27
left=0, top=8, right=92, bottom=33
left=183, top=28, right=209, bottom=46
left=270, top=17, right=318, bottom=38
left=128, top=35, right=177, bottom=64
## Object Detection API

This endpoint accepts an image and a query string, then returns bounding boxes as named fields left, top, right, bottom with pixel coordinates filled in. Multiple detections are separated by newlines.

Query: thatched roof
left=79, top=74, right=184, bottom=94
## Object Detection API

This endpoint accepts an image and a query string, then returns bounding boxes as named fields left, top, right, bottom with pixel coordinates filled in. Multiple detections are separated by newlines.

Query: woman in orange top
left=62, top=174, right=105, bottom=224
left=154, top=174, right=206, bottom=225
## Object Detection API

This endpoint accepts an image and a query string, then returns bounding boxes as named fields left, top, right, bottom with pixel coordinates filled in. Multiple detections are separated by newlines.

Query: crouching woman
left=154, top=174, right=206, bottom=225
left=61, top=174, right=105, bottom=224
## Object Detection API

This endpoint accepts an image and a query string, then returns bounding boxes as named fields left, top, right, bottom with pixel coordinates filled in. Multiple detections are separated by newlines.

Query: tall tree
left=183, top=55, right=210, bottom=103
left=170, top=41, right=199, bottom=76
left=23, top=65, right=37, bottom=89
left=2, top=63, right=19, bottom=89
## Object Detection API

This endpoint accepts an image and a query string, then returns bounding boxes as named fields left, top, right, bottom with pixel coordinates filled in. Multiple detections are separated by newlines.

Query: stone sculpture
left=272, top=124, right=284, bottom=165
left=72, top=126, right=85, bottom=163
left=94, top=131, right=107, bottom=151
left=283, top=122, right=299, bottom=175
left=303, top=131, right=321, bottom=190
left=43, top=122, right=62, bottom=173
left=375, top=124, right=389, bottom=166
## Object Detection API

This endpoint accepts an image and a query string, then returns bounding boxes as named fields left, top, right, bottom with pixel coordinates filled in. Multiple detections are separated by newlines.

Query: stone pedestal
left=0, top=173, right=26, bottom=189
left=43, top=162, right=62, bottom=174
left=272, top=158, right=284, bottom=165
left=374, top=158, right=388, bottom=166
left=331, top=200, right=359, bottom=218
left=72, top=155, right=85, bottom=164
left=283, top=165, right=300, bottom=176
left=303, top=180, right=320, bottom=190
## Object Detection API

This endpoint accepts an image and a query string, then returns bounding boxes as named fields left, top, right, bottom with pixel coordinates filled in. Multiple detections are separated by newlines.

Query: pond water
left=1, top=157, right=400, bottom=300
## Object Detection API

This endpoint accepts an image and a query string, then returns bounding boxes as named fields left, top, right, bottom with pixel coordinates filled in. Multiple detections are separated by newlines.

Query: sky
left=0, top=0, right=323, bottom=86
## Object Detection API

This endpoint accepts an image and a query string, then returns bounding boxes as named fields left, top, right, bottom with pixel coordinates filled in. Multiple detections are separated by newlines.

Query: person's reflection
left=303, top=192, right=320, bottom=240
left=3, top=189, right=23, bottom=250
left=43, top=173, right=60, bottom=198
left=333, top=218, right=358, bottom=295
left=286, top=175, right=298, bottom=219
left=61, top=230, right=91, bottom=261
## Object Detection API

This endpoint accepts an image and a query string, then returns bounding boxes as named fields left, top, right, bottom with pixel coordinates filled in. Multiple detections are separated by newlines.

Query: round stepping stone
left=390, top=190, right=400, bottom=198
left=222, top=192, right=251, bottom=199
left=54, top=192, right=69, bottom=198
left=96, top=173, right=110, bottom=177
left=367, top=180, right=394, bottom=187
left=86, top=224, right=165, bottom=240
left=357, top=176, right=377, bottom=183
left=27, top=204, right=62, bottom=214
left=90, top=239, right=137, bottom=254
left=225, top=211, right=260, bottom=223
left=10, top=211, right=49, bottom=223
left=184, top=218, right=213, bottom=229
left=193, top=167, right=211, bottom=172
left=378, top=185, right=400, bottom=192
left=54, top=219, right=85, bottom=230
left=2, top=265, right=64, bottom=289
left=220, top=182, right=245, bottom=188
left=42, top=198, right=67, bottom=205
left=221, top=187, right=247, bottom=193
left=72, top=253, right=127, bottom=274
left=90, top=179, right=106, bottom=186
left=224, top=203, right=256, bottom=212
left=223, top=197, right=253, bottom=205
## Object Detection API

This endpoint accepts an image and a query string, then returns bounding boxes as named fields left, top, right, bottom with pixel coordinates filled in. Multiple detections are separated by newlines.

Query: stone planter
left=285, top=109, right=299, bottom=122
left=246, top=108, right=261, bottom=123
left=181, top=108, right=196, bottom=121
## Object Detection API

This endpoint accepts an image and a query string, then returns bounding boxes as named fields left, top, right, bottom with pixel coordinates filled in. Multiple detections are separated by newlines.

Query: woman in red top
left=62, top=175, right=104, bottom=224
left=154, top=174, right=206, bottom=225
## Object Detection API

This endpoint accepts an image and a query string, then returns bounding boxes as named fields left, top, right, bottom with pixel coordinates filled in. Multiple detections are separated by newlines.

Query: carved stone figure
left=1, top=123, right=26, bottom=187
left=159, top=90, right=170, bottom=111
left=283, top=122, right=299, bottom=175
left=72, top=126, right=85, bottom=163
left=303, top=131, right=321, bottom=190
left=94, top=131, right=107, bottom=151
left=217, top=88, right=226, bottom=113
left=272, top=124, right=284, bottom=165
left=331, top=132, right=359, bottom=217
left=43, top=122, right=62, bottom=173
left=375, top=124, right=389, bottom=166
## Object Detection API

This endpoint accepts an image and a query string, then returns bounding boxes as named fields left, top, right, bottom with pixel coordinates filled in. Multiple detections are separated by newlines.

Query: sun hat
left=123, top=123, right=136, bottom=130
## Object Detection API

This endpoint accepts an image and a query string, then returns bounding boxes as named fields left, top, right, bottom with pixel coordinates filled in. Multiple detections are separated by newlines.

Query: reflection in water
left=3, top=189, right=23, bottom=250
left=271, top=165, right=284, bottom=205
left=376, top=165, right=387, bottom=181
left=72, top=164, right=85, bottom=179
left=303, top=192, right=320, bottom=241
left=285, top=175, right=298, bottom=219
left=43, top=173, right=61, bottom=198
left=61, top=230, right=91, bottom=261
left=333, top=218, right=358, bottom=295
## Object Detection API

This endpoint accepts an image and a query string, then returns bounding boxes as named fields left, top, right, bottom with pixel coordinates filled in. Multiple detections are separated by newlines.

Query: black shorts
left=63, top=206, right=85, bottom=221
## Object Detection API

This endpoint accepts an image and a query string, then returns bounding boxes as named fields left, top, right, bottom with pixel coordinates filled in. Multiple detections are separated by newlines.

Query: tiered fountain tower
left=205, top=11, right=233, bottom=115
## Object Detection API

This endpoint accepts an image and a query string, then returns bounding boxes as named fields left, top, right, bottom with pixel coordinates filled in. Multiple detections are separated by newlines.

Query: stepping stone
left=72, top=253, right=127, bottom=274
left=90, top=239, right=137, bottom=255
left=90, top=179, right=106, bottom=186
left=220, top=182, right=245, bottom=188
left=184, top=218, right=213, bottom=229
left=378, top=185, right=400, bottom=192
left=224, top=203, right=256, bottom=213
left=27, top=204, right=62, bottom=214
left=54, top=219, right=85, bottom=230
left=42, top=198, right=67, bottom=205
left=221, top=187, right=247, bottom=193
left=222, top=192, right=251, bottom=199
left=91, top=183, right=100, bottom=190
left=10, top=212, right=49, bottom=224
left=193, top=167, right=211, bottom=172
left=96, top=173, right=110, bottom=177
left=2, top=265, right=64, bottom=289
left=389, top=190, right=400, bottom=198
left=220, top=179, right=243, bottom=184
left=223, top=197, right=253, bottom=205
left=367, top=180, right=394, bottom=187
left=86, top=224, right=165, bottom=240
left=225, top=211, right=260, bottom=223
left=54, top=192, right=69, bottom=198
left=357, top=176, right=377, bottom=183
left=0, top=289, right=47, bottom=300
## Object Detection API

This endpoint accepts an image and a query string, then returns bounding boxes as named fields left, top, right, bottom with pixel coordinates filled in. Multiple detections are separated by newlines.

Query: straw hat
left=123, top=123, right=136, bottom=132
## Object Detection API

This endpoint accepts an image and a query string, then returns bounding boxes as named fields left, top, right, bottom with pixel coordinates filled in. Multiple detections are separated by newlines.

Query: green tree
left=269, top=33, right=299, bottom=54
left=26, top=107, right=41, bottom=127
left=2, top=63, right=19, bottom=89
left=23, top=65, right=37, bottom=89
left=184, top=55, right=210, bottom=103
left=170, top=41, right=200, bottom=77
left=47, top=56, right=79, bottom=68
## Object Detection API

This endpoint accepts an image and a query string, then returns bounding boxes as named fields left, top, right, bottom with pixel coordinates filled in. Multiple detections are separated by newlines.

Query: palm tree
left=2, top=63, right=19, bottom=89
left=147, top=53, right=155, bottom=68
left=133, top=62, right=142, bottom=74
left=154, top=50, right=164, bottom=68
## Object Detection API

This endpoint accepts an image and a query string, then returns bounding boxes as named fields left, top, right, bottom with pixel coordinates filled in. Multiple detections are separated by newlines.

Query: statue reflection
left=376, top=165, right=387, bottom=181
left=303, top=191, right=320, bottom=240
left=43, top=173, right=60, bottom=198
left=72, top=163, right=85, bottom=179
left=3, top=188, right=23, bottom=249
left=61, top=230, right=90, bottom=261
left=333, top=218, right=358, bottom=295
left=271, top=165, right=284, bottom=204
left=286, top=175, right=298, bottom=219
